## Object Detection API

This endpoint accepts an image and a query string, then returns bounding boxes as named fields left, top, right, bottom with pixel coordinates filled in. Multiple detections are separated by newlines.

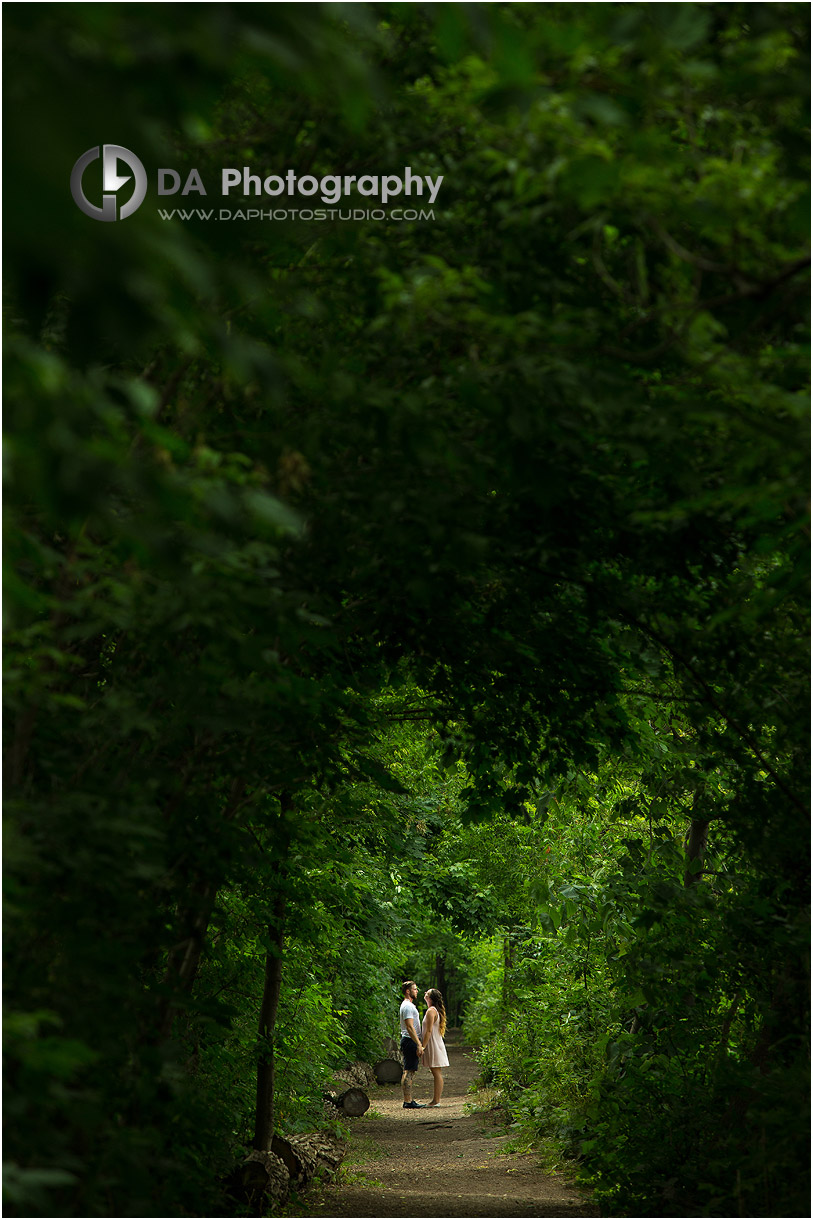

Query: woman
left=421, top=988, right=449, bottom=1106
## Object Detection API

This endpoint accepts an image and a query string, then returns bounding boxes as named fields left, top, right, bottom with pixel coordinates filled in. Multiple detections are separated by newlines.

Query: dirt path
left=289, top=1032, right=599, bottom=1218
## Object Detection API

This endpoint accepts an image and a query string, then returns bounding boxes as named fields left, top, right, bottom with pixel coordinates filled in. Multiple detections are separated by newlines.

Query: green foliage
left=4, top=2, right=808, bottom=1216
left=462, top=744, right=809, bottom=1215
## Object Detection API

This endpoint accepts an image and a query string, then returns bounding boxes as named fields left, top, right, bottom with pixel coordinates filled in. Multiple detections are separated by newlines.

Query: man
left=399, top=979, right=425, bottom=1109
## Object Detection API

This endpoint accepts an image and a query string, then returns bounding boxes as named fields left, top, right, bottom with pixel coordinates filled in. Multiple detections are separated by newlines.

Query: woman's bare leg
left=427, top=1067, right=443, bottom=1105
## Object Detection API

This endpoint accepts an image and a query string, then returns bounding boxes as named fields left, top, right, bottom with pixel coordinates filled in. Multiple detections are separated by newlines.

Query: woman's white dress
left=421, top=1007, right=449, bottom=1068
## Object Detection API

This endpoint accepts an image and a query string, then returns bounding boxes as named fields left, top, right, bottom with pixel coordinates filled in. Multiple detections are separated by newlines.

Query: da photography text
left=70, top=144, right=444, bottom=222
left=162, top=165, right=443, bottom=205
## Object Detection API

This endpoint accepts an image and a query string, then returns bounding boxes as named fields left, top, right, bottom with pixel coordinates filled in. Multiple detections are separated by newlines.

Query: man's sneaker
left=402, top=1100, right=425, bottom=1108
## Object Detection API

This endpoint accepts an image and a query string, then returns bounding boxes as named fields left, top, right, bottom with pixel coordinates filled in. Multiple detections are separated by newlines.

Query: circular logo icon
left=71, top=144, right=147, bottom=221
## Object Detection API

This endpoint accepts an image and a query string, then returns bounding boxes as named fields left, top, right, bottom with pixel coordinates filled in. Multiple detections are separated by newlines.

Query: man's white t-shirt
left=399, top=998, right=421, bottom=1040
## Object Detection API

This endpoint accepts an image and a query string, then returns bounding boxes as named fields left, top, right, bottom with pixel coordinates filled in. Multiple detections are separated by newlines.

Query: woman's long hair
left=427, top=988, right=447, bottom=1037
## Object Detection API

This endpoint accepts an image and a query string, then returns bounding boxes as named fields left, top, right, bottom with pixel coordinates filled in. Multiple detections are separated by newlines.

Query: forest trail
left=290, top=1031, right=599, bottom=1218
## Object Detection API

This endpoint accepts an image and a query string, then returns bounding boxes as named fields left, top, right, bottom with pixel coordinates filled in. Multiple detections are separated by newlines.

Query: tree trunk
left=502, top=931, right=515, bottom=1006
left=713, top=990, right=742, bottom=1093
left=684, top=816, right=710, bottom=887
left=253, top=795, right=293, bottom=1151
left=435, top=953, right=447, bottom=1001
left=253, top=886, right=287, bottom=1150
left=157, top=776, right=246, bottom=1039
left=160, top=877, right=217, bottom=1007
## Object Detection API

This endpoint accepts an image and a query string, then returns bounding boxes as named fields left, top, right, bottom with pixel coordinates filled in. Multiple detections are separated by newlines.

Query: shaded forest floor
left=287, top=1031, right=599, bottom=1218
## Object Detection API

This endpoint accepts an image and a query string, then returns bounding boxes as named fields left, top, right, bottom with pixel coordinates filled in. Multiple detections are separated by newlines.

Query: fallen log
left=324, top=1086, right=370, bottom=1116
left=382, top=1035, right=401, bottom=1060
left=337, top=1087, right=370, bottom=1116
left=227, top=1133, right=345, bottom=1211
left=331, top=1059, right=376, bottom=1088
left=373, top=1057, right=403, bottom=1084
left=228, top=1149, right=289, bottom=1211
left=271, top=1132, right=345, bottom=1188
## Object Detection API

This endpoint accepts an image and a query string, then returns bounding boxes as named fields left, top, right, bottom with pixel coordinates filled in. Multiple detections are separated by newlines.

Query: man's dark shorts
left=401, top=1035, right=420, bottom=1072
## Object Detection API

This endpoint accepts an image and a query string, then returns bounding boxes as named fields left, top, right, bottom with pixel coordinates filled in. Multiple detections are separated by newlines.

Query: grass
left=464, top=1084, right=502, bottom=1112
left=344, top=1135, right=387, bottom=1165
left=337, top=1167, right=385, bottom=1189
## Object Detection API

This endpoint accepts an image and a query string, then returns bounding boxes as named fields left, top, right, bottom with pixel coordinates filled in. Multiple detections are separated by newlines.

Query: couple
left=399, top=979, right=449, bottom=1109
